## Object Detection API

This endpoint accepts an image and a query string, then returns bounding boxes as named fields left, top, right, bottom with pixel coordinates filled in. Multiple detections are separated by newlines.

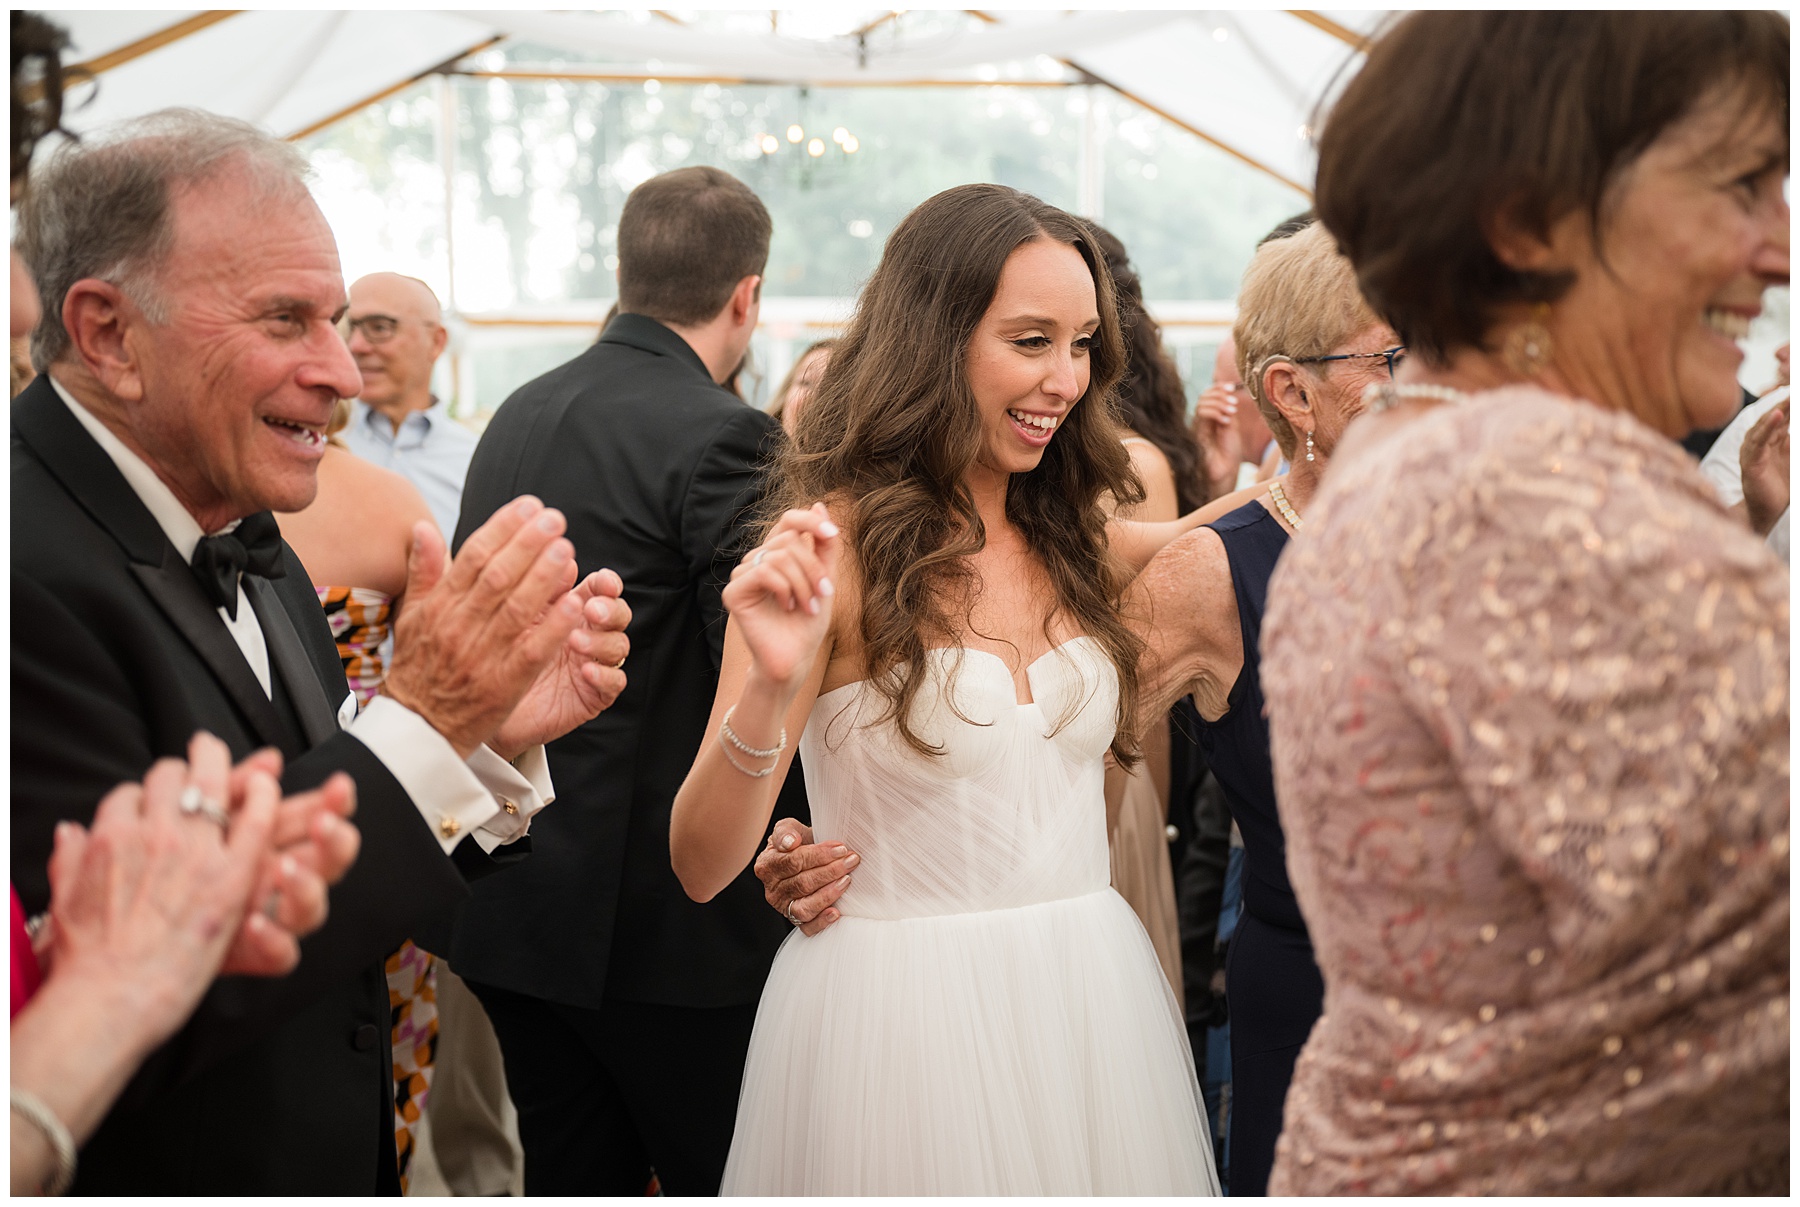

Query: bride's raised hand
left=724, top=503, right=839, bottom=686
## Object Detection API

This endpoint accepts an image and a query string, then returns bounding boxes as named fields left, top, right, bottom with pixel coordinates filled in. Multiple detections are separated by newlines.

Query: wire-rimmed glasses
left=1293, top=346, right=1407, bottom=378
left=344, top=315, right=402, bottom=344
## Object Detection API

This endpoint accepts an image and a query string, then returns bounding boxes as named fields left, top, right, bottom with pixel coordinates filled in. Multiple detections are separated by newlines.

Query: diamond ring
left=178, top=784, right=231, bottom=829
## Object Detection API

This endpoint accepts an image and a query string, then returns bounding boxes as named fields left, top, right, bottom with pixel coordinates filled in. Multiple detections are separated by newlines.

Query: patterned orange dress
left=317, top=585, right=439, bottom=1192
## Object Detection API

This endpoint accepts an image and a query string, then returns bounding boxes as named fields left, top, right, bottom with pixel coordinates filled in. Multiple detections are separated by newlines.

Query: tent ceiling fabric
left=52, top=10, right=501, bottom=136
left=1065, top=10, right=1373, bottom=190
left=47, top=9, right=1385, bottom=191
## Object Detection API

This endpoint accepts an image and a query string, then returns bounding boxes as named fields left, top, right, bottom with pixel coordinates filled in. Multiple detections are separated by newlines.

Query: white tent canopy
left=45, top=9, right=1386, bottom=195
left=35, top=10, right=1787, bottom=406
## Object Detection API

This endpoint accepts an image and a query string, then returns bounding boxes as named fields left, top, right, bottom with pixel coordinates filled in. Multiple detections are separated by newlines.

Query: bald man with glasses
left=344, top=273, right=514, bottom=1195
left=343, top=273, right=478, bottom=539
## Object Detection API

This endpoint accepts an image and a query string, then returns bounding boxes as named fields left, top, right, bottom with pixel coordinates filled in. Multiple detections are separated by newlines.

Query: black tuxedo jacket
left=11, top=374, right=502, bottom=1194
left=449, top=313, right=805, bottom=1010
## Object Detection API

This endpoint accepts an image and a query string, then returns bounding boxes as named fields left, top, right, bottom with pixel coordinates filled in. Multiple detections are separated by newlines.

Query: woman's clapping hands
left=36, top=733, right=359, bottom=1015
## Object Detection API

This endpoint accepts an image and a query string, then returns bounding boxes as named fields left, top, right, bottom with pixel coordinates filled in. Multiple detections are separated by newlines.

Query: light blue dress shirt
left=343, top=397, right=480, bottom=539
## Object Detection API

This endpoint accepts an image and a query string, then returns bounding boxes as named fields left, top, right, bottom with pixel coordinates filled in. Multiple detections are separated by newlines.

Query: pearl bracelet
left=722, top=706, right=786, bottom=758
left=12, top=1086, right=76, bottom=1196
left=719, top=705, right=787, bottom=779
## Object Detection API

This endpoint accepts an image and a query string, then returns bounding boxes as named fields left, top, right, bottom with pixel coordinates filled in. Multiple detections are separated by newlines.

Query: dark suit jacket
left=450, top=313, right=805, bottom=1011
left=11, top=374, right=498, bottom=1194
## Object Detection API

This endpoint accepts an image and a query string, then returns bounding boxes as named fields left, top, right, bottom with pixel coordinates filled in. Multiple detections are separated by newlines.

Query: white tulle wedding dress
left=721, top=638, right=1220, bottom=1195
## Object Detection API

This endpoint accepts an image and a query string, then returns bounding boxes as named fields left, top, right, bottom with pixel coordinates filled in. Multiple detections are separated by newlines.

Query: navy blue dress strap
left=1192, top=499, right=1305, bottom=934
left=1193, top=496, right=1325, bottom=1196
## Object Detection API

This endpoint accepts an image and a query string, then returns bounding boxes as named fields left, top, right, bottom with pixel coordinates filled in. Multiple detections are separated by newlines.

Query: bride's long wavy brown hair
left=765, top=183, right=1146, bottom=764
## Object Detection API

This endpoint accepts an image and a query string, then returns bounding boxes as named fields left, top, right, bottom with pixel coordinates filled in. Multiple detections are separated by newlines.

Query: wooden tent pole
left=71, top=10, right=243, bottom=77
left=21, top=10, right=242, bottom=104
left=1067, top=63, right=1313, bottom=199
left=286, top=36, right=505, bottom=142
left=967, top=11, right=1311, bottom=197
left=1285, top=10, right=1370, bottom=50
left=448, top=68, right=1066, bottom=89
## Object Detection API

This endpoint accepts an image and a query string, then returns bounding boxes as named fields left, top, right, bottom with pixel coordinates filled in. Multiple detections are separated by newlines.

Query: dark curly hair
left=767, top=184, right=1147, bottom=764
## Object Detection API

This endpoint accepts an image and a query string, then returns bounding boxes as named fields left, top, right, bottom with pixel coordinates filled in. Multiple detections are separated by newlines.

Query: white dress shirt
left=52, top=376, right=552, bottom=853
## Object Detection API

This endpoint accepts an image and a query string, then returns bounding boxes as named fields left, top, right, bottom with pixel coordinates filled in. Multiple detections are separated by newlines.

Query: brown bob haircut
left=617, top=165, right=772, bottom=327
left=1315, top=11, right=1789, bottom=364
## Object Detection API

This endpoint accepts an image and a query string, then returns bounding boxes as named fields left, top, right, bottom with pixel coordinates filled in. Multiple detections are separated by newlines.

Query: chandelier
left=754, top=86, right=861, bottom=187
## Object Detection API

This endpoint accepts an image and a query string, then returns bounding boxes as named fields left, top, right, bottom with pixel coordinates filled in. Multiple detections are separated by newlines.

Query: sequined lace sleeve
left=1261, top=388, right=1789, bottom=1195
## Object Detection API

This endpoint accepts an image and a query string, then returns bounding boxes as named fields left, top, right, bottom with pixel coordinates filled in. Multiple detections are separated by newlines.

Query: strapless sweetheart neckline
left=815, top=635, right=1099, bottom=709
left=722, top=636, right=1217, bottom=1193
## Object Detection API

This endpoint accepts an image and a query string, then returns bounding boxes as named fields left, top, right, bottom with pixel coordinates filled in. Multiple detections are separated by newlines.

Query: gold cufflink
left=501, top=799, right=518, bottom=816
left=439, top=815, right=461, bottom=838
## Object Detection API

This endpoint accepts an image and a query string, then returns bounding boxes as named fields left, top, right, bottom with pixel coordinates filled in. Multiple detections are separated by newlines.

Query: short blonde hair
left=326, top=395, right=352, bottom=448
left=1233, top=222, right=1377, bottom=458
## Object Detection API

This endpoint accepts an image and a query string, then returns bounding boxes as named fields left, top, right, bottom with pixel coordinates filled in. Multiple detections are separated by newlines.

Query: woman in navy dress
left=1134, top=221, right=1401, bottom=1194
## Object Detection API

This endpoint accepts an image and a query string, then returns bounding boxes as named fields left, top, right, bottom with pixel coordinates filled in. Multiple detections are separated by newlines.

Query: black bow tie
left=190, top=511, right=287, bottom=620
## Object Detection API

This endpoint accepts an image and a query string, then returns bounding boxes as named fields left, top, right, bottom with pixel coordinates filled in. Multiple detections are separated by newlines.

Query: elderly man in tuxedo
left=11, top=108, right=631, bottom=1195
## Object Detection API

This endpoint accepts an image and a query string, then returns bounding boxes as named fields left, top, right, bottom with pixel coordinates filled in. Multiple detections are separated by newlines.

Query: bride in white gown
left=670, top=184, right=1220, bottom=1195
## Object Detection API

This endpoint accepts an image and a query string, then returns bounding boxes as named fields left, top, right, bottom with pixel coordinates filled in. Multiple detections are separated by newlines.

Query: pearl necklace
left=1267, top=479, right=1304, bottom=530
left=1363, top=381, right=1474, bottom=414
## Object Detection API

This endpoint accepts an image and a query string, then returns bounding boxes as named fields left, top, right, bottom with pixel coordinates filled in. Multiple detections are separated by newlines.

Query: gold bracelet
left=12, top=1086, right=76, bottom=1195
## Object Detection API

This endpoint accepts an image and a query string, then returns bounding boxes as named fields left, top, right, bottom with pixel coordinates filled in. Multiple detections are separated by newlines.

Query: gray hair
left=18, top=108, right=313, bottom=372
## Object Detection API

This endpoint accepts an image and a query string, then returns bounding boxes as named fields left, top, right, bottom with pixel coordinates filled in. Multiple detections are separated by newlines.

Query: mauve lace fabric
left=1261, top=387, right=1789, bottom=1195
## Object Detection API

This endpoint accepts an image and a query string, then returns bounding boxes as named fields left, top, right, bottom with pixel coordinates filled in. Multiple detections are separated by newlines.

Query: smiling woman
left=667, top=184, right=1220, bottom=1194
left=1259, top=11, right=1790, bottom=1195
left=969, top=240, right=1101, bottom=470
left=763, top=184, right=1143, bottom=763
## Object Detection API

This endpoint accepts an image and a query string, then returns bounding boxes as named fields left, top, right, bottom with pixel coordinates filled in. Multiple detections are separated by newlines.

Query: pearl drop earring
left=1305, top=431, right=1315, bottom=462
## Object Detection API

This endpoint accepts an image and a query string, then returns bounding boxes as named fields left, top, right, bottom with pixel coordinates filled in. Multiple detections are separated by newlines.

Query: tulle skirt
left=721, top=888, right=1220, bottom=1195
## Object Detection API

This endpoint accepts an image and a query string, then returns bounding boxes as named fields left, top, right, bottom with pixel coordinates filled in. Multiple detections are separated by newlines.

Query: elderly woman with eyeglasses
left=1128, top=219, right=1401, bottom=1196
left=1260, top=11, right=1787, bottom=1195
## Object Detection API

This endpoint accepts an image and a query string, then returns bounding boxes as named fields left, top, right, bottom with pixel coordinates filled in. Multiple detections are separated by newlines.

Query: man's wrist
left=378, top=682, right=477, bottom=760
left=488, top=737, right=528, bottom=764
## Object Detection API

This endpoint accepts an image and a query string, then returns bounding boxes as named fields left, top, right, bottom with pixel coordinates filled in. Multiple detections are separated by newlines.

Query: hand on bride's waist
left=756, top=817, right=857, bottom=937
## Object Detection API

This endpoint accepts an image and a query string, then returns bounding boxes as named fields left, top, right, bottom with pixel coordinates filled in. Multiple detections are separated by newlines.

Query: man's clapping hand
left=491, top=568, right=632, bottom=762
left=383, top=496, right=624, bottom=760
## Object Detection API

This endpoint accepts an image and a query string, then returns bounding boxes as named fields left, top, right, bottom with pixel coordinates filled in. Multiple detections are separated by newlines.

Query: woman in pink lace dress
left=1260, top=12, right=1788, bottom=1194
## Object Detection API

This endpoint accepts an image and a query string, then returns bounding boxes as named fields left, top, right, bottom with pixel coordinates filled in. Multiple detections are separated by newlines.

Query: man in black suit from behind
left=11, top=109, right=631, bottom=1194
left=451, top=165, right=806, bottom=1195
